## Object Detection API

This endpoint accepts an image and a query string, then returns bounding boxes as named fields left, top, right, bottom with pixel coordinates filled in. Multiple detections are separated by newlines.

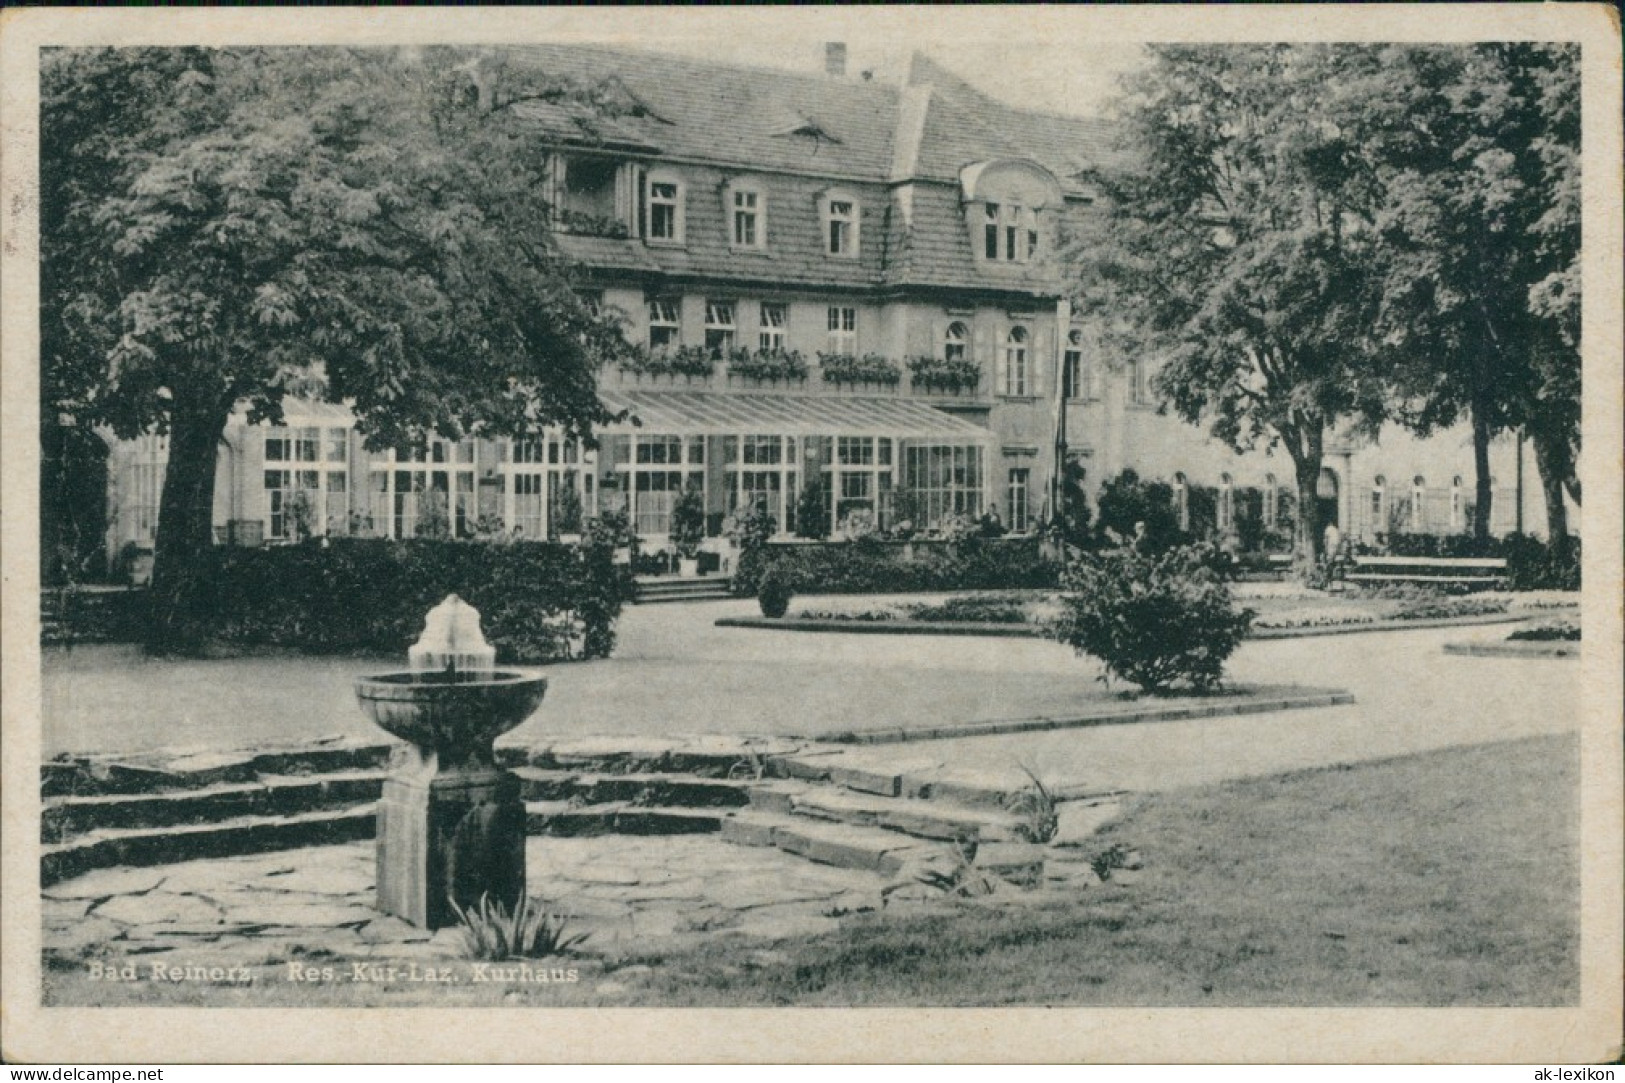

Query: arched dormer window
left=643, top=169, right=685, bottom=245
left=959, top=159, right=1061, bottom=266
left=819, top=190, right=860, bottom=258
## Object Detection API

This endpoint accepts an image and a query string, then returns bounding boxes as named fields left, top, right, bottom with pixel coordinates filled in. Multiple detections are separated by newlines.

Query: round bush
left=1051, top=542, right=1254, bottom=694
left=758, top=568, right=794, bottom=618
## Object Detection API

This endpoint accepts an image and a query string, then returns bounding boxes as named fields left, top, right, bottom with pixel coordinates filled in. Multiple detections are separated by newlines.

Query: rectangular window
left=325, top=428, right=348, bottom=463
left=1063, top=350, right=1082, bottom=400
left=984, top=203, right=1000, bottom=260
left=827, top=200, right=854, bottom=256
left=904, top=444, right=984, bottom=528
left=758, top=302, right=788, bottom=352
left=648, top=298, right=681, bottom=350
left=1002, top=340, right=1029, bottom=396
left=838, top=436, right=874, bottom=466
left=636, top=435, right=683, bottom=465
left=265, top=432, right=289, bottom=462
left=704, top=300, right=736, bottom=357
left=732, top=189, right=760, bottom=248
left=325, top=472, right=348, bottom=534
left=1009, top=468, right=1031, bottom=533
left=296, top=427, right=320, bottom=463
left=647, top=180, right=681, bottom=243
left=264, top=470, right=290, bottom=540
left=827, top=306, right=857, bottom=354
left=1129, top=361, right=1149, bottom=405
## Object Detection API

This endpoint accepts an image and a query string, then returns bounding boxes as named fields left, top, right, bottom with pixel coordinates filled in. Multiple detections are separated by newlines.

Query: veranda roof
left=598, top=390, right=993, bottom=441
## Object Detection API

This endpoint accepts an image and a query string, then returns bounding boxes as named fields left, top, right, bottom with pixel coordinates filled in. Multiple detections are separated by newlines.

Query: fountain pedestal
left=373, top=744, right=526, bottom=930
left=356, top=596, right=546, bottom=929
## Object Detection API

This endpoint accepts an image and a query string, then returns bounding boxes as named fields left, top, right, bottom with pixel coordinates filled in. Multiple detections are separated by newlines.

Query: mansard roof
left=501, top=44, right=1118, bottom=297
left=503, top=43, right=1116, bottom=188
left=505, top=44, right=901, bottom=179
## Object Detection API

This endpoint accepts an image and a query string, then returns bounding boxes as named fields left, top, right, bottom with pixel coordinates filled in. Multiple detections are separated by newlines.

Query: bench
left=1344, top=555, right=1507, bottom=589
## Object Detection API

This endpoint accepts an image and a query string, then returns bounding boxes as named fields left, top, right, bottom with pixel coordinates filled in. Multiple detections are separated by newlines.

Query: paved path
left=43, top=599, right=1577, bottom=791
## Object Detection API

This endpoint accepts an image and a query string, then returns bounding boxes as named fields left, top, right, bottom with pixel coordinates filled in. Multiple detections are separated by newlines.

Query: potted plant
left=669, top=487, right=706, bottom=578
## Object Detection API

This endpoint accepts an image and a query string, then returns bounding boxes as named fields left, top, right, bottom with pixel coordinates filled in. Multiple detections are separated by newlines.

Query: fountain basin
left=355, top=670, right=547, bottom=755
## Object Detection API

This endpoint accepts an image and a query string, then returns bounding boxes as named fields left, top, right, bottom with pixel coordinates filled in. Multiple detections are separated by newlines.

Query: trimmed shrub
left=758, top=567, right=794, bottom=618
left=744, top=536, right=1060, bottom=596
left=1051, top=542, right=1255, bottom=694
left=196, top=537, right=632, bottom=662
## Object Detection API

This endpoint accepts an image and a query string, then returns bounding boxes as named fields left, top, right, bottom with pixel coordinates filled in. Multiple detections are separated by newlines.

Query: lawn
left=43, top=732, right=1578, bottom=1007
left=616, top=732, right=1577, bottom=1007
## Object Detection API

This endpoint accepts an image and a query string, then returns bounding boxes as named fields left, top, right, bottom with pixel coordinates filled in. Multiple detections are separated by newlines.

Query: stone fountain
left=355, top=595, right=547, bottom=929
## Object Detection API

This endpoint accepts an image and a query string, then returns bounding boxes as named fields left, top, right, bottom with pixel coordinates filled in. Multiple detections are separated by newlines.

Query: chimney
left=825, top=42, right=847, bottom=78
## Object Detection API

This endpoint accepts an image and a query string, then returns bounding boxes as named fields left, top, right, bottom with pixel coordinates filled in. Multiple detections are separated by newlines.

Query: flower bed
left=1508, top=620, right=1580, bottom=642
left=783, top=583, right=1557, bottom=635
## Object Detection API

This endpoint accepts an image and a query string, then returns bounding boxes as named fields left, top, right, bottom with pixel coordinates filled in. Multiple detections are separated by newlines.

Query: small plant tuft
left=450, top=892, right=589, bottom=961
left=1089, top=842, right=1134, bottom=883
left=1008, top=763, right=1060, bottom=844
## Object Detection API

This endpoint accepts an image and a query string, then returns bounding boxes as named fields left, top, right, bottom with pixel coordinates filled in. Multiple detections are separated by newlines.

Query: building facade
left=101, top=43, right=1554, bottom=564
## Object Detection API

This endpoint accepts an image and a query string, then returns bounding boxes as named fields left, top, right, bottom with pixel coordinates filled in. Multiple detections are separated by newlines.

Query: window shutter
left=932, top=320, right=945, bottom=361
left=1034, top=326, right=1053, bottom=393
left=636, top=169, right=647, bottom=239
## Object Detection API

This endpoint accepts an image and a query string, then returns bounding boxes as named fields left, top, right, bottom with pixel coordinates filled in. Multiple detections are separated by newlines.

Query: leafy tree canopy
left=44, top=45, right=628, bottom=449
left=41, top=46, right=632, bottom=648
left=1071, top=44, right=1389, bottom=563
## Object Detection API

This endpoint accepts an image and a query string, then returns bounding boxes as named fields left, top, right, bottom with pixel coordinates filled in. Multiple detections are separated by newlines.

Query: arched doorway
left=1316, top=467, right=1340, bottom=529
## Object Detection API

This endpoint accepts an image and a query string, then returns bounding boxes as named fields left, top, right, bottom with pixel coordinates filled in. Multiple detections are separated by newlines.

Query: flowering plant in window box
left=818, top=352, right=901, bottom=386
left=553, top=208, right=631, bottom=239
left=907, top=355, right=982, bottom=394
left=619, top=344, right=715, bottom=380
left=727, top=348, right=808, bottom=383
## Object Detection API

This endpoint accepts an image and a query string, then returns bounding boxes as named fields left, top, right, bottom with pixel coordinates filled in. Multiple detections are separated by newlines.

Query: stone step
left=633, top=578, right=735, bottom=604
left=510, top=767, right=751, bottom=808
left=718, top=810, right=947, bottom=876
left=40, top=794, right=733, bottom=887
left=43, top=740, right=396, bottom=797
left=635, top=588, right=735, bottom=605
left=42, top=806, right=376, bottom=887
left=516, top=736, right=803, bottom=779
left=783, top=787, right=1026, bottom=844
left=42, top=770, right=384, bottom=841
left=524, top=800, right=724, bottom=837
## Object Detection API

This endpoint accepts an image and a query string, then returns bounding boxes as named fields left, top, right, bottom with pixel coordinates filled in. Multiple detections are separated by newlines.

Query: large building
left=102, top=43, right=1553, bottom=565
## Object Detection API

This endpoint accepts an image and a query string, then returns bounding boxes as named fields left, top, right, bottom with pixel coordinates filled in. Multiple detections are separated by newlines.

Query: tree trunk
left=1471, top=410, right=1493, bottom=540
left=1285, top=423, right=1325, bottom=573
left=145, top=392, right=232, bottom=654
left=1531, top=428, right=1574, bottom=543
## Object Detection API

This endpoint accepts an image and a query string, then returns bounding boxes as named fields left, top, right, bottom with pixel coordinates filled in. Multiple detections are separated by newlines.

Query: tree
left=42, top=47, right=629, bottom=651
left=1349, top=44, right=1580, bottom=540
left=1071, top=45, right=1386, bottom=570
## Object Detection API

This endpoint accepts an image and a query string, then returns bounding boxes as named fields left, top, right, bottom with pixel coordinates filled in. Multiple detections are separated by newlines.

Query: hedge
left=735, top=536, right=1061, bottom=596
left=1357, top=532, right=1580, bottom=590
left=197, top=538, right=633, bottom=662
